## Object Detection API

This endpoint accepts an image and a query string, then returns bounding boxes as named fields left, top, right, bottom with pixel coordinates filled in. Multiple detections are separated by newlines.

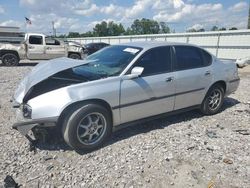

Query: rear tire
left=68, top=53, right=81, bottom=59
left=62, top=104, right=112, bottom=151
left=2, top=53, right=19, bottom=66
left=200, top=85, right=225, bottom=115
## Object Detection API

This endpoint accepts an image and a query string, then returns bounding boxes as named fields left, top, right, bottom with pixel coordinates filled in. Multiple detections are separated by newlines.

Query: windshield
left=72, top=45, right=142, bottom=78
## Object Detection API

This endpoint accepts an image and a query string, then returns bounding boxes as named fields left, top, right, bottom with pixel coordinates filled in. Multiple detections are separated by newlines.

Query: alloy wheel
left=208, top=89, right=222, bottom=110
left=77, top=113, right=107, bottom=145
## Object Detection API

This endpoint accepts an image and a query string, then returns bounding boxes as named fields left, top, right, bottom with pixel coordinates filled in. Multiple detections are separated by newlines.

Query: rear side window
left=45, top=37, right=60, bottom=45
left=133, top=46, right=171, bottom=76
left=29, top=35, right=43, bottom=45
left=174, top=46, right=204, bottom=70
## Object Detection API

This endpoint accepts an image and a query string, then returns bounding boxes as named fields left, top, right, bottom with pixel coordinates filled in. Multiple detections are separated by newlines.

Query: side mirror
left=123, top=66, right=144, bottom=80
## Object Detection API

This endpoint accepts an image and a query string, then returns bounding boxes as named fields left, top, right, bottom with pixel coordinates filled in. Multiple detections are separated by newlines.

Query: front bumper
left=12, top=107, right=58, bottom=136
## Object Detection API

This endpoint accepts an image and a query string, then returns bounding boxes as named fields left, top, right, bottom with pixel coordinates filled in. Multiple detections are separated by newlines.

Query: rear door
left=173, top=45, right=213, bottom=110
left=119, top=46, right=176, bottom=124
left=45, top=37, right=66, bottom=59
left=27, top=35, right=47, bottom=59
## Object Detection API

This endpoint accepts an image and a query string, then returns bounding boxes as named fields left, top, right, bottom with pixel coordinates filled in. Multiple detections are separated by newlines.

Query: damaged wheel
left=62, top=104, right=112, bottom=151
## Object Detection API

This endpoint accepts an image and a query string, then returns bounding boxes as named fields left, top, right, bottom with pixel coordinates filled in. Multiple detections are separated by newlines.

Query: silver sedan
left=12, top=42, right=240, bottom=151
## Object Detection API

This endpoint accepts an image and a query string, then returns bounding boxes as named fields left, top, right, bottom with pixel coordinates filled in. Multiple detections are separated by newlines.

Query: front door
left=120, top=46, right=176, bottom=124
left=27, top=35, right=46, bottom=60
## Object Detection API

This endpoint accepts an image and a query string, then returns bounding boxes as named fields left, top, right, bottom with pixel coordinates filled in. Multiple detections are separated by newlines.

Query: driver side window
left=133, top=46, right=172, bottom=76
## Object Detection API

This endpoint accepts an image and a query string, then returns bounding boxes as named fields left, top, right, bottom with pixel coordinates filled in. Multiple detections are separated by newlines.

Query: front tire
left=62, top=104, right=112, bottom=151
left=68, top=53, right=81, bottom=59
left=2, top=53, right=19, bottom=66
left=200, top=85, right=225, bottom=115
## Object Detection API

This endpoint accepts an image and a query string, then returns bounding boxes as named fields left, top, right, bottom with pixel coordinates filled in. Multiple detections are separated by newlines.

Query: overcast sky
left=0, top=0, right=249, bottom=34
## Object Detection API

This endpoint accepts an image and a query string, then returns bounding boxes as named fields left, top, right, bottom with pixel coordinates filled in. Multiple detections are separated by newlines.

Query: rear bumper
left=12, top=108, right=58, bottom=136
left=226, top=78, right=240, bottom=96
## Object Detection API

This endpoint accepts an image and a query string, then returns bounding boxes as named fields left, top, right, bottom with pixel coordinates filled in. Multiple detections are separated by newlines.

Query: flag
left=25, top=17, right=32, bottom=25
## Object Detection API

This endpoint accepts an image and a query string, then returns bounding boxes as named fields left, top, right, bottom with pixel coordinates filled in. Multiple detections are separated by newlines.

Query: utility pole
left=52, top=21, right=56, bottom=37
left=248, top=1, right=250, bottom=29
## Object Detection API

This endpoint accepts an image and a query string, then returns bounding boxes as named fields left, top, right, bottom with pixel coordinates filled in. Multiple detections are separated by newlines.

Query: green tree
left=80, top=31, right=94, bottom=37
left=93, top=21, right=125, bottom=36
left=125, top=27, right=133, bottom=35
left=131, top=18, right=160, bottom=35
left=93, top=21, right=108, bottom=36
left=107, top=22, right=125, bottom=36
left=198, top=28, right=205, bottom=32
left=159, top=22, right=170, bottom=33
left=229, top=27, right=238, bottom=30
left=68, top=32, right=80, bottom=38
left=219, top=27, right=226, bottom=31
left=211, top=26, right=219, bottom=31
left=187, top=28, right=197, bottom=32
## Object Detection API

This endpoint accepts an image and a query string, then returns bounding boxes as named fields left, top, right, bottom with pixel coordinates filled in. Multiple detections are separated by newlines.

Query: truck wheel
left=69, top=53, right=81, bottom=59
left=200, top=84, right=225, bottom=115
left=2, top=53, right=19, bottom=66
left=62, top=104, right=112, bottom=151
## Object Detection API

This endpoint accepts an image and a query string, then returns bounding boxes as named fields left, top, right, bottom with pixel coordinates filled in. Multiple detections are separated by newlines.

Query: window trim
left=126, top=46, right=173, bottom=77
left=172, top=45, right=212, bottom=71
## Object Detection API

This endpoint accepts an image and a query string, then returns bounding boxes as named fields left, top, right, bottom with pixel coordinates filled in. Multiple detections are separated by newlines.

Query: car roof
left=117, top=41, right=198, bottom=50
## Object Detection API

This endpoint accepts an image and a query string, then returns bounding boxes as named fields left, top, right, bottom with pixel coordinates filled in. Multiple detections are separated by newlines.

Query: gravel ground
left=0, top=63, right=249, bottom=188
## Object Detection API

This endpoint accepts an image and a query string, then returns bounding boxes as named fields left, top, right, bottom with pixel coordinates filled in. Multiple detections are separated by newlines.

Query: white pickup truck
left=0, top=33, right=84, bottom=66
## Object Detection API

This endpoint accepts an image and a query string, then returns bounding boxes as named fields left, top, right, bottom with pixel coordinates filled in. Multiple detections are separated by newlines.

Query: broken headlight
left=22, top=104, right=32, bottom=118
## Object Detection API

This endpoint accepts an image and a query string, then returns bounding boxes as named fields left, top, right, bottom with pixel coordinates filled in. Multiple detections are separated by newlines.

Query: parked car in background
left=84, top=42, right=109, bottom=55
left=0, top=33, right=84, bottom=66
left=12, top=42, right=239, bottom=151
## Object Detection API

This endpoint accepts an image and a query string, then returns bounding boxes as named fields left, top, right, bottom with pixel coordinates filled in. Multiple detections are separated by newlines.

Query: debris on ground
left=206, top=130, right=218, bottom=138
left=234, top=129, right=250, bottom=135
left=223, top=158, right=233, bottom=164
left=0, top=65, right=249, bottom=187
left=4, top=175, right=19, bottom=188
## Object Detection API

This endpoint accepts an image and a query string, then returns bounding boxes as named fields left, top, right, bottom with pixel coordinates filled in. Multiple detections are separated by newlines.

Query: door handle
left=165, top=77, right=174, bottom=82
left=205, top=71, right=211, bottom=76
left=46, top=47, right=52, bottom=50
left=28, top=46, right=34, bottom=49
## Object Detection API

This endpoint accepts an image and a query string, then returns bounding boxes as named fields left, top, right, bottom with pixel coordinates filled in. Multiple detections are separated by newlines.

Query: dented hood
left=14, top=57, right=88, bottom=104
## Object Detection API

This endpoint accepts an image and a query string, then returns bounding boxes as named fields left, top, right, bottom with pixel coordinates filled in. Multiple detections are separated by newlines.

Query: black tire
left=200, top=84, right=225, bottom=115
left=62, top=103, right=112, bottom=151
left=2, top=53, right=19, bottom=66
left=68, top=53, right=81, bottom=59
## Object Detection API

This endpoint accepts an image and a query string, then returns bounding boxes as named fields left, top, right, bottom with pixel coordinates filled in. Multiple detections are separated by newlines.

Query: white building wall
left=69, top=30, right=250, bottom=60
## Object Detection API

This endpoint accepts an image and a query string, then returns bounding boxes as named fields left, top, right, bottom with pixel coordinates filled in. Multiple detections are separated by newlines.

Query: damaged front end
left=12, top=56, right=108, bottom=144
left=12, top=57, right=89, bottom=140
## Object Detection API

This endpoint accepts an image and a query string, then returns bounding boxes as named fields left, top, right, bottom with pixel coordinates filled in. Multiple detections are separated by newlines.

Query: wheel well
left=68, top=52, right=81, bottom=57
left=210, top=80, right=226, bottom=92
left=0, top=50, right=20, bottom=60
left=57, top=99, right=113, bottom=127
